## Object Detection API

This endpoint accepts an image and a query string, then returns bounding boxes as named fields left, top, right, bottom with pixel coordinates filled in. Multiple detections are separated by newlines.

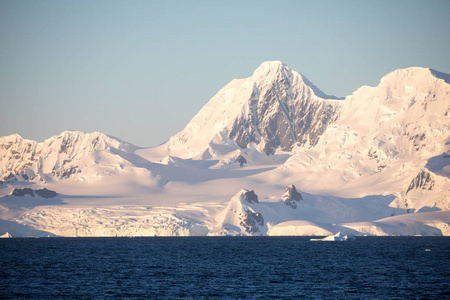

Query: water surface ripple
left=1, top=236, right=449, bottom=299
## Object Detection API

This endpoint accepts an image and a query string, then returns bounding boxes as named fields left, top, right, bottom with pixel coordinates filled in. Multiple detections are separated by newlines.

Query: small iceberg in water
left=0, top=232, right=12, bottom=238
left=310, top=232, right=354, bottom=242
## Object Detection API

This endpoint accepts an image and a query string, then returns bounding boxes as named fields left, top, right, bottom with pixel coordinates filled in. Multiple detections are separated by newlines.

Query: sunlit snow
left=0, top=62, right=449, bottom=237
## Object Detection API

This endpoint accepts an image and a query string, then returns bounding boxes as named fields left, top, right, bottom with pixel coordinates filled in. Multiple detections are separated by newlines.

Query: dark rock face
left=52, top=166, right=79, bottom=179
left=285, top=185, right=303, bottom=201
left=243, top=190, right=258, bottom=203
left=235, top=155, right=247, bottom=167
left=409, top=133, right=427, bottom=152
left=35, top=188, right=58, bottom=198
left=10, top=188, right=58, bottom=198
left=240, top=210, right=264, bottom=234
left=228, top=67, right=341, bottom=155
left=11, top=188, right=35, bottom=197
left=3, top=173, right=17, bottom=182
left=406, top=171, right=435, bottom=194
left=283, top=185, right=303, bottom=209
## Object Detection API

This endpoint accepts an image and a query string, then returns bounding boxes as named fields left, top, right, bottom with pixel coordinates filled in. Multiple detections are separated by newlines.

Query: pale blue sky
left=1, top=0, right=449, bottom=147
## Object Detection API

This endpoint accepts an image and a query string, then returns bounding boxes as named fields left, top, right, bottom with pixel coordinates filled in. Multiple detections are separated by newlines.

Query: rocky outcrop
left=235, top=155, right=247, bottom=167
left=2, top=173, right=18, bottom=184
left=11, top=188, right=35, bottom=197
left=282, top=185, right=303, bottom=209
left=398, top=167, right=450, bottom=213
left=10, top=188, right=58, bottom=198
left=212, top=189, right=266, bottom=236
left=240, top=210, right=264, bottom=234
left=406, top=171, right=435, bottom=194
left=243, top=189, right=258, bottom=203
left=35, top=188, right=58, bottom=198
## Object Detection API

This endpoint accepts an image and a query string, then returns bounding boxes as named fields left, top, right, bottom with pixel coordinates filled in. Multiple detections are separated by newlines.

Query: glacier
left=0, top=61, right=449, bottom=237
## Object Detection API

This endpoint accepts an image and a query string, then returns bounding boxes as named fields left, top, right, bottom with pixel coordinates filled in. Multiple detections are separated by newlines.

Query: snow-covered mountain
left=1, top=62, right=449, bottom=237
left=0, top=131, right=163, bottom=187
left=278, top=67, right=450, bottom=212
left=149, top=61, right=342, bottom=161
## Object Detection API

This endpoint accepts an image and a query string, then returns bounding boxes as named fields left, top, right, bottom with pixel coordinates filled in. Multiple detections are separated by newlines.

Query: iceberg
left=0, top=232, right=12, bottom=238
left=310, top=232, right=353, bottom=241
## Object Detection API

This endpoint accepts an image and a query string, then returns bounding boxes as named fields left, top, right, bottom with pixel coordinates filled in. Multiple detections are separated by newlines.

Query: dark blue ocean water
left=1, top=237, right=449, bottom=299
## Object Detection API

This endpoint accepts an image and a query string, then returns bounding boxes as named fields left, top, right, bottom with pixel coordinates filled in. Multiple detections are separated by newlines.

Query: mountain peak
left=256, top=60, right=286, bottom=69
left=164, top=60, right=342, bottom=158
left=380, top=67, right=434, bottom=82
left=2, top=133, right=23, bottom=141
left=251, top=61, right=342, bottom=100
left=0, top=134, right=29, bottom=145
left=252, top=61, right=289, bottom=78
left=374, top=67, right=450, bottom=93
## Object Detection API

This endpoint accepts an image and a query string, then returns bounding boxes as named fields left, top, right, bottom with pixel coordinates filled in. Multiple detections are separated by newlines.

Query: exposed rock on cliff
left=282, top=185, right=303, bottom=209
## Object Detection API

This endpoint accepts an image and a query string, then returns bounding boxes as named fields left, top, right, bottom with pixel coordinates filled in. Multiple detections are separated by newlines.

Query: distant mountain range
left=1, top=62, right=449, bottom=237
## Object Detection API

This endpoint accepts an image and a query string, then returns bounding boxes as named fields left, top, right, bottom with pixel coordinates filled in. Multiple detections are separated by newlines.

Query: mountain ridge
left=0, top=130, right=140, bottom=183
left=1, top=62, right=449, bottom=237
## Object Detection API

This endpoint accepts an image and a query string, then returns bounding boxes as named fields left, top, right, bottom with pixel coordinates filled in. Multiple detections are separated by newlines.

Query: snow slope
left=0, top=62, right=449, bottom=237
left=340, top=211, right=450, bottom=236
left=277, top=67, right=450, bottom=211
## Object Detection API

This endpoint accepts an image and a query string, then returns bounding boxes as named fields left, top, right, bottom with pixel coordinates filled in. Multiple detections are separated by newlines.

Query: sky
left=1, top=0, right=449, bottom=147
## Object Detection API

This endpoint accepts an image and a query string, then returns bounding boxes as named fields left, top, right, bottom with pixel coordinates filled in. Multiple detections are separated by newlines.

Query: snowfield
left=1, top=62, right=449, bottom=237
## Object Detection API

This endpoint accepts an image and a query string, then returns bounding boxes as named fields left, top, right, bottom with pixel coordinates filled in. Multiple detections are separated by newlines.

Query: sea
left=1, top=236, right=449, bottom=299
